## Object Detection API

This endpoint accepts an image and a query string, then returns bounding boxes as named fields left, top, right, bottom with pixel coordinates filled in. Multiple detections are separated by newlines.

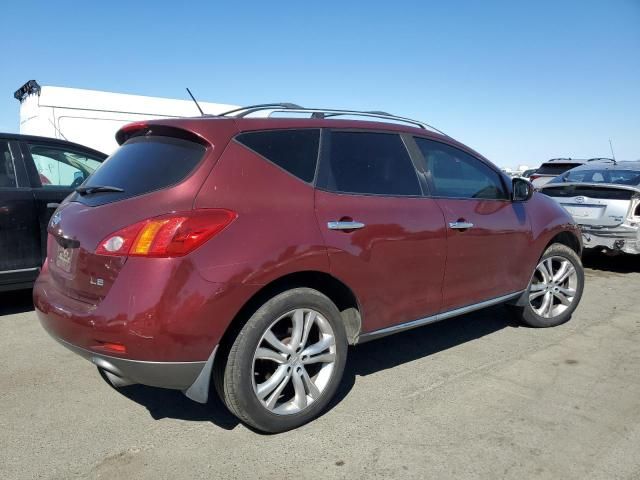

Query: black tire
left=217, top=288, right=348, bottom=433
left=511, top=243, right=585, bottom=328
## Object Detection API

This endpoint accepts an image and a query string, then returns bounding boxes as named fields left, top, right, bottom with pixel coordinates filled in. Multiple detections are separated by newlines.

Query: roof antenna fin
left=609, top=138, right=617, bottom=164
left=186, top=88, right=205, bottom=116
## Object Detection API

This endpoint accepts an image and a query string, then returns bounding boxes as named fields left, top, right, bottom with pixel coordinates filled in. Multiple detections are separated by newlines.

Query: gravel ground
left=1, top=254, right=639, bottom=480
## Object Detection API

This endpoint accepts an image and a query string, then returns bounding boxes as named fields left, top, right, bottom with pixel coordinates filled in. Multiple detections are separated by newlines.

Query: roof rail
left=218, top=103, right=449, bottom=136
left=218, top=103, right=304, bottom=117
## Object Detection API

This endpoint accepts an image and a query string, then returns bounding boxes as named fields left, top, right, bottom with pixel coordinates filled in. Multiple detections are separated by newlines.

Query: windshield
left=552, top=169, right=640, bottom=186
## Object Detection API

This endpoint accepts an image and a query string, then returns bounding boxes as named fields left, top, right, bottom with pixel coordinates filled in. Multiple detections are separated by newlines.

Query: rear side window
left=318, top=131, right=420, bottom=196
left=415, top=137, right=507, bottom=200
left=75, top=136, right=205, bottom=206
left=235, top=129, right=319, bottom=182
left=537, top=163, right=579, bottom=175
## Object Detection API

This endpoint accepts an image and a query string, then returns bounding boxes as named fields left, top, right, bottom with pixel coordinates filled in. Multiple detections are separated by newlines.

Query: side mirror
left=512, top=177, right=534, bottom=202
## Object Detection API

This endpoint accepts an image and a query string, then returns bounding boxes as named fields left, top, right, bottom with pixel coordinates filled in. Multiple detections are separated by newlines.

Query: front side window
left=415, top=138, right=507, bottom=200
left=28, top=144, right=103, bottom=188
left=319, top=131, right=421, bottom=196
left=235, top=129, right=320, bottom=183
left=0, top=141, right=17, bottom=188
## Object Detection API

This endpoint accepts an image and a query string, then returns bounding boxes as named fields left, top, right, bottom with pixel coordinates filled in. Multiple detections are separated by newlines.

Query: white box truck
left=14, top=80, right=239, bottom=154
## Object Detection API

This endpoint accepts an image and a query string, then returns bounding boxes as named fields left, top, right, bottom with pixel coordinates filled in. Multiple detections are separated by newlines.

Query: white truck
left=14, top=80, right=239, bottom=154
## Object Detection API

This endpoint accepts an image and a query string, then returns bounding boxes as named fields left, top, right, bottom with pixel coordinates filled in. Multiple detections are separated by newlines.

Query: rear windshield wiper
left=75, top=185, right=124, bottom=195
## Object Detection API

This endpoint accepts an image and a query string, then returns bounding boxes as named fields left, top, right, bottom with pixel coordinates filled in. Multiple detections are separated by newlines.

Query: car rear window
left=235, top=129, right=320, bottom=182
left=537, top=163, right=580, bottom=175
left=561, top=169, right=640, bottom=186
left=73, top=136, right=205, bottom=206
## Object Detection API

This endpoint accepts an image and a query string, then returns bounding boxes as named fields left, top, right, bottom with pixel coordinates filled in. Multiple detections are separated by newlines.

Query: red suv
left=34, top=105, right=585, bottom=432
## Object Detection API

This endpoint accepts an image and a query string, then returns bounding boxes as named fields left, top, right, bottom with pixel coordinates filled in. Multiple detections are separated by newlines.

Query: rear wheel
left=512, top=243, right=584, bottom=328
left=217, top=288, right=347, bottom=433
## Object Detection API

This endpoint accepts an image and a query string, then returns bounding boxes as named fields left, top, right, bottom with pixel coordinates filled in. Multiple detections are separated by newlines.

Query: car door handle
left=47, top=203, right=60, bottom=209
left=327, top=221, right=366, bottom=231
left=448, top=221, right=474, bottom=230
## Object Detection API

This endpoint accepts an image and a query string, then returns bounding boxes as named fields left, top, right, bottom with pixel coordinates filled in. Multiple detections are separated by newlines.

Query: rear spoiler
left=14, top=80, right=41, bottom=103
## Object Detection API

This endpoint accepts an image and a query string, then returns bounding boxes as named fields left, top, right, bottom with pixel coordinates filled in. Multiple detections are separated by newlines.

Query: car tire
left=511, top=243, right=584, bottom=328
left=217, top=288, right=348, bottom=433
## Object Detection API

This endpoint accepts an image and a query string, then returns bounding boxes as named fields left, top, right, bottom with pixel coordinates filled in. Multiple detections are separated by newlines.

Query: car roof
left=564, top=160, right=640, bottom=172
left=127, top=115, right=491, bottom=163
left=542, top=158, right=589, bottom=164
left=0, top=132, right=107, bottom=158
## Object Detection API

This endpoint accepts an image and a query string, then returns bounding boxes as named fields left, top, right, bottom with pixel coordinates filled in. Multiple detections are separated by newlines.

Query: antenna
left=186, top=88, right=205, bottom=116
left=609, top=138, right=616, bottom=163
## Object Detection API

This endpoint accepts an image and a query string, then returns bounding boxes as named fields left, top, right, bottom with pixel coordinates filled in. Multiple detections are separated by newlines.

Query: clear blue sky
left=1, top=0, right=638, bottom=168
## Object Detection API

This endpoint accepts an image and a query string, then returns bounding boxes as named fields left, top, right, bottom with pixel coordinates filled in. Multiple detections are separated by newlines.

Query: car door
left=19, top=140, right=105, bottom=261
left=413, top=137, right=531, bottom=311
left=0, top=139, right=41, bottom=289
left=314, top=130, right=447, bottom=334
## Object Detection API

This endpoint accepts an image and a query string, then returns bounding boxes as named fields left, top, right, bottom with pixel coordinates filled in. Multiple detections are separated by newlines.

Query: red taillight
left=529, top=174, right=542, bottom=181
left=96, top=209, right=237, bottom=258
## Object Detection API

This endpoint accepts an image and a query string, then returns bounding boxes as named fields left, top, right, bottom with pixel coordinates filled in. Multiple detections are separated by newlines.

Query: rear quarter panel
left=192, top=139, right=330, bottom=285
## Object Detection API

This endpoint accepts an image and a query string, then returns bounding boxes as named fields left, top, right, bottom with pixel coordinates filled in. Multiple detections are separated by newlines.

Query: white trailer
left=14, top=80, right=239, bottom=154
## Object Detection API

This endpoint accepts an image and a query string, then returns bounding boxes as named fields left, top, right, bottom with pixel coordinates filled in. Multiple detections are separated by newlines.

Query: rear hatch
left=541, top=184, right=636, bottom=227
left=46, top=126, right=222, bottom=304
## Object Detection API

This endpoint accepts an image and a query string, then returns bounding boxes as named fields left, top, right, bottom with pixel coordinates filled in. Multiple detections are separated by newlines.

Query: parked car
left=541, top=161, right=640, bottom=255
left=521, top=168, right=538, bottom=179
left=34, top=105, right=585, bottom=432
left=0, top=133, right=106, bottom=292
left=530, top=158, right=614, bottom=188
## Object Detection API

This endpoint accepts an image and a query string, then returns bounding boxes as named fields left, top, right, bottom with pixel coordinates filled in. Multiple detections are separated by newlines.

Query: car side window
left=235, top=129, right=320, bottom=183
left=319, top=131, right=421, bottom=196
left=414, top=137, right=507, bottom=200
left=27, top=144, right=102, bottom=188
left=0, top=141, right=18, bottom=188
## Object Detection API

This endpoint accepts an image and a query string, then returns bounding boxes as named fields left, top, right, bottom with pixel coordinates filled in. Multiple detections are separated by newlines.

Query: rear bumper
left=49, top=334, right=216, bottom=403
left=581, top=225, right=640, bottom=254
left=54, top=335, right=205, bottom=389
left=33, top=257, right=260, bottom=402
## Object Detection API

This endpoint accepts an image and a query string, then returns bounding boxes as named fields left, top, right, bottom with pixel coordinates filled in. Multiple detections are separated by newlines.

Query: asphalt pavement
left=1, top=254, right=639, bottom=480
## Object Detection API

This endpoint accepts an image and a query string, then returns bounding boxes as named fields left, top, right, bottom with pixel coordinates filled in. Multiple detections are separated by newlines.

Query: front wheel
left=217, top=288, right=348, bottom=433
left=513, top=243, right=585, bottom=328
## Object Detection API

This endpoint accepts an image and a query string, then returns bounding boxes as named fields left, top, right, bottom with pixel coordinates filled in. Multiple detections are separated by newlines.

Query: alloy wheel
left=529, top=256, right=579, bottom=318
left=252, top=308, right=336, bottom=415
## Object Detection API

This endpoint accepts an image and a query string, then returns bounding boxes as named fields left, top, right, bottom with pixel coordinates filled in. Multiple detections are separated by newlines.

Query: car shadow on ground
left=582, top=251, right=640, bottom=274
left=0, top=289, right=35, bottom=316
left=117, top=304, right=518, bottom=432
